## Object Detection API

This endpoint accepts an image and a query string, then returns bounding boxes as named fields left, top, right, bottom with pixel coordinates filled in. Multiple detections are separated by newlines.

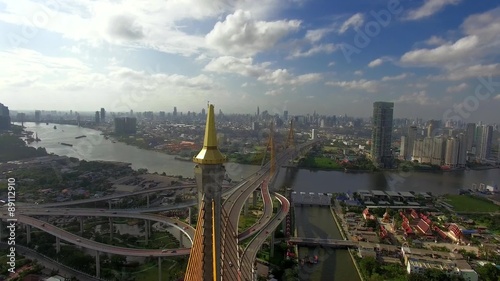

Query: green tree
left=476, top=263, right=500, bottom=281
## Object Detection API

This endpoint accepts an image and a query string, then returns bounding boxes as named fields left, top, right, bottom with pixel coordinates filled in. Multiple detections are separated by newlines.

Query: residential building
left=371, top=102, right=394, bottom=168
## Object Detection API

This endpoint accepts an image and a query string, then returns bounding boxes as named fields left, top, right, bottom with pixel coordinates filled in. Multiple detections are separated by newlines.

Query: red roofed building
left=362, top=208, right=375, bottom=220
left=410, top=209, right=419, bottom=220
left=448, top=223, right=463, bottom=242
left=416, top=219, right=433, bottom=236
left=434, top=226, right=448, bottom=241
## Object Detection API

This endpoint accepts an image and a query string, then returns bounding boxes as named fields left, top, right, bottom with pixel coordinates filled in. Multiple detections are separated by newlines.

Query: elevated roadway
left=288, top=237, right=358, bottom=248
left=12, top=207, right=195, bottom=243
left=0, top=214, right=191, bottom=257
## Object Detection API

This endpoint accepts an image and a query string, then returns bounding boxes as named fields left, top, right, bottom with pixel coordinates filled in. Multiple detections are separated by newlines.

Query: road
left=237, top=180, right=273, bottom=241
left=12, top=207, right=195, bottom=243
left=0, top=214, right=191, bottom=257
left=240, top=192, right=290, bottom=280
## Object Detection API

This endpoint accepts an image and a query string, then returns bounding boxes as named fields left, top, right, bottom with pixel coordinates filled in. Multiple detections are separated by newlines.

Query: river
left=19, top=122, right=260, bottom=179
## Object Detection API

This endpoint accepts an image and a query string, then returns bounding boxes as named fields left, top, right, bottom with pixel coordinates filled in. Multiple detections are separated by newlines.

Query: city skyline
left=1, top=0, right=500, bottom=122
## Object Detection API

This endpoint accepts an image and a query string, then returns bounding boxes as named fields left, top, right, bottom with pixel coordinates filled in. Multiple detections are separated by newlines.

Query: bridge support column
left=187, top=207, right=192, bottom=225
left=79, top=217, right=84, bottom=236
left=179, top=232, right=183, bottom=248
left=96, top=250, right=100, bottom=278
left=270, top=231, right=275, bottom=257
left=244, top=198, right=249, bottom=216
left=108, top=200, right=111, bottom=210
left=145, top=220, right=149, bottom=245
left=146, top=194, right=150, bottom=208
left=253, top=190, right=258, bottom=207
left=109, top=217, right=113, bottom=241
left=26, top=225, right=31, bottom=244
left=56, top=237, right=60, bottom=253
left=158, top=257, right=162, bottom=281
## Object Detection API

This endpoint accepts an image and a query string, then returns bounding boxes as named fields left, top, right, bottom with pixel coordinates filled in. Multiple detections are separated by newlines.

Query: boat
left=75, top=135, right=87, bottom=139
left=46, top=122, right=49, bottom=125
left=35, top=133, right=40, bottom=142
left=60, top=143, right=73, bottom=147
left=53, top=125, right=57, bottom=129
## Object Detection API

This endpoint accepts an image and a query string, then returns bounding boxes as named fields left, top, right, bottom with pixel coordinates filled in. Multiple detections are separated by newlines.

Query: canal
left=295, top=206, right=361, bottom=281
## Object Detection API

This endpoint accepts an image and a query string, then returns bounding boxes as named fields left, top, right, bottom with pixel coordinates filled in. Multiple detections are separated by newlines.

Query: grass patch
left=444, top=195, right=500, bottom=213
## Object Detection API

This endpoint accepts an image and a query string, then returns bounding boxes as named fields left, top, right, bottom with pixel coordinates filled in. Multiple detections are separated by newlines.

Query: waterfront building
left=476, top=125, right=493, bottom=162
left=370, top=102, right=394, bottom=168
left=457, top=133, right=467, bottom=167
left=35, top=110, right=41, bottom=123
left=94, top=111, right=100, bottom=123
left=114, top=117, right=137, bottom=135
left=431, top=136, right=446, bottom=166
left=445, top=137, right=459, bottom=168
left=100, top=108, right=106, bottom=122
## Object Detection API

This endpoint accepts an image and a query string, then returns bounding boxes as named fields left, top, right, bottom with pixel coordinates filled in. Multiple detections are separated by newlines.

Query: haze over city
left=0, top=0, right=500, bottom=122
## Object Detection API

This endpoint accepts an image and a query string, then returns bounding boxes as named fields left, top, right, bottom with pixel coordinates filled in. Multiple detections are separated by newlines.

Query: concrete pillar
left=108, top=200, right=111, bottom=210
left=158, top=257, right=162, bottom=281
left=96, top=251, right=100, bottom=278
left=56, top=237, right=60, bottom=253
left=79, top=217, right=84, bottom=236
left=270, top=231, right=275, bottom=257
left=244, top=199, right=249, bottom=216
left=253, top=190, right=258, bottom=207
left=179, top=232, right=184, bottom=248
left=147, top=194, right=150, bottom=208
left=26, top=225, right=31, bottom=244
left=109, top=217, right=113, bottom=241
left=188, top=207, right=192, bottom=225
left=145, top=220, right=149, bottom=245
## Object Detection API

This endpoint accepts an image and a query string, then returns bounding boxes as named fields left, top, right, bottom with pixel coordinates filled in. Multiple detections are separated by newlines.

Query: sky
left=0, top=0, right=500, bottom=122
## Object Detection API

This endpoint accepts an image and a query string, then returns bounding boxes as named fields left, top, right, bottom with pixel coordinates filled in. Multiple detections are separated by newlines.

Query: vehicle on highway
left=162, top=249, right=168, bottom=252
left=171, top=250, right=176, bottom=253
left=41, top=223, right=45, bottom=227
left=76, top=239, right=81, bottom=242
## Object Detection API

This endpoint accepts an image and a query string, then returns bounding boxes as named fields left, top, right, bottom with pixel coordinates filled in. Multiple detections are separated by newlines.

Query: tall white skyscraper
left=477, top=125, right=493, bottom=161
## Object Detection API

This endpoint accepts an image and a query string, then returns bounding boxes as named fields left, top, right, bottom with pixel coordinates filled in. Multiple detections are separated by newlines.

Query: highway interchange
left=2, top=140, right=317, bottom=279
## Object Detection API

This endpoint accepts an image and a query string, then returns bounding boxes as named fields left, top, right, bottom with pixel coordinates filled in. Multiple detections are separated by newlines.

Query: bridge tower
left=286, top=119, right=295, bottom=149
left=185, top=104, right=226, bottom=281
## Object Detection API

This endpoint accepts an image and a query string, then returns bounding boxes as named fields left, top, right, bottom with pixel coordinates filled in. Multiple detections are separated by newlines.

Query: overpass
left=288, top=237, right=358, bottom=249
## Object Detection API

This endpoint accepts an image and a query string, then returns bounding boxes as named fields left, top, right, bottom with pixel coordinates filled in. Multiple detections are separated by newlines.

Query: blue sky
left=0, top=0, right=499, bottom=122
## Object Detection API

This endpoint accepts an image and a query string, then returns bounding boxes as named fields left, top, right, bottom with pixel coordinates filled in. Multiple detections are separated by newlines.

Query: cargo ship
left=60, top=143, right=73, bottom=147
left=75, top=135, right=87, bottom=139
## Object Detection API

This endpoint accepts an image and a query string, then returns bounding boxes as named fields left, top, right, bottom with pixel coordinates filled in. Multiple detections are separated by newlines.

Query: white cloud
left=494, top=94, right=500, bottom=100
left=436, top=63, right=500, bottom=80
left=425, top=35, right=447, bottom=46
left=328, top=62, right=336, bottom=67
left=206, top=10, right=301, bottom=56
left=259, top=69, right=322, bottom=86
left=339, top=13, right=364, bottom=34
left=381, top=73, right=410, bottom=81
left=287, top=43, right=336, bottom=59
left=405, top=0, right=461, bottom=21
left=446, top=82, right=468, bottom=93
left=203, top=56, right=269, bottom=77
left=265, top=88, right=284, bottom=96
left=368, top=58, right=384, bottom=68
left=326, top=79, right=379, bottom=93
left=305, top=28, right=332, bottom=43
left=396, top=91, right=434, bottom=105
left=354, top=70, right=363, bottom=76
left=400, top=7, right=500, bottom=68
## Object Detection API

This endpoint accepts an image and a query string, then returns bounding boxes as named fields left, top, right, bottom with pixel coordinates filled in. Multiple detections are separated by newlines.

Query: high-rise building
left=95, top=111, right=100, bottom=123
left=401, top=126, right=417, bottom=160
left=173, top=107, right=177, bottom=117
left=445, top=138, right=459, bottom=167
left=0, top=103, right=11, bottom=130
left=201, top=108, right=206, bottom=116
left=159, top=111, right=166, bottom=119
left=370, top=102, right=394, bottom=168
left=457, top=133, right=467, bottom=167
left=465, top=123, right=476, bottom=152
left=114, top=117, right=137, bottom=135
left=257, top=106, right=260, bottom=116
left=311, top=129, right=316, bottom=140
left=283, top=110, right=288, bottom=121
left=100, top=108, right=106, bottom=122
left=35, top=110, right=41, bottom=123
left=431, top=136, right=447, bottom=166
left=477, top=125, right=493, bottom=161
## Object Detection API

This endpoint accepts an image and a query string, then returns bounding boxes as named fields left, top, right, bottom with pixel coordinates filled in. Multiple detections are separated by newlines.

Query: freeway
left=0, top=214, right=191, bottom=257
left=240, top=192, right=290, bottom=280
left=237, top=179, right=273, bottom=241
left=13, top=207, right=195, bottom=243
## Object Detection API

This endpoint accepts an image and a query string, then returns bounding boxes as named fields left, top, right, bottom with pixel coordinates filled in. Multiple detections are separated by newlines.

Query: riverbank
left=330, top=204, right=364, bottom=281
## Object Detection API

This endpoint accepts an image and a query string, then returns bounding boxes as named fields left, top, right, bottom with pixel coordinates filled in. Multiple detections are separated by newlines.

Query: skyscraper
left=35, top=110, right=41, bottom=123
left=100, top=108, right=106, bottom=122
left=283, top=110, right=288, bottom=121
left=400, top=126, right=417, bottom=160
left=371, top=102, right=394, bottom=168
left=173, top=107, right=177, bottom=117
left=0, top=103, right=10, bottom=130
left=477, top=125, right=493, bottom=161
left=95, top=111, right=100, bottom=123
left=465, top=123, right=476, bottom=152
